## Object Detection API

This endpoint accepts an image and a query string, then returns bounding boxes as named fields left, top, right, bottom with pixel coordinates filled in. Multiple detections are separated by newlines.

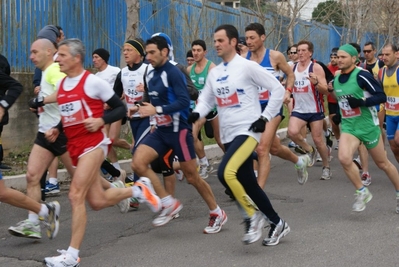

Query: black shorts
left=150, top=149, right=174, bottom=177
left=34, top=131, right=68, bottom=156
left=206, top=110, right=218, bottom=121
left=328, top=102, right=339, bottom=115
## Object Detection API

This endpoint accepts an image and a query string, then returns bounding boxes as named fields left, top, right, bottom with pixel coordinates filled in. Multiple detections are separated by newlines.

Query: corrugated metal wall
left=1, top=0, right=387, bottom=72
left=1, top=0, right=127, bottom=72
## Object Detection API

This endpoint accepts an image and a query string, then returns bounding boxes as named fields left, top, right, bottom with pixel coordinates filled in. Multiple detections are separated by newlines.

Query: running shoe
left=295, top=155, right=310, bottom=185
left=262, top=219, right=290, bottom=246
left=308, top=146, right=317, bottom=167
left=353, top=157, right=362, bottom=171
left=203, top=210, right=228, bottom=234
left=199, top=164, right=213, bottom=179
left=242, top=211, right=265, bottom=244
left=44, top=249, right=80, bottom=267
left=45, top=181, right=60, bottom=195
left=153, top=199, right=183, bottom=227
left=8, top=219, right=41, bottom=239
left=129, top=197, right=140, bottom=211
left=135, top=177, right=162, bottom=213
left=320, top=167, right=332, bottom=180
left=352, top=188, right=372, bottom=212
left=112, top=180, right=130, bottom=213
left=361, top=173, right=371, bottom=186
left=288, top=141, right=297, bottom=148
left=294, top=146, right=307, bottom=155
left=44, top=201, right=61, bottom=239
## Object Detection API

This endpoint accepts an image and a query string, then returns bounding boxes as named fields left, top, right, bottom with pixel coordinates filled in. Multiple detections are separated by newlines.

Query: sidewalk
left=3, top=128, right=289, bottom=191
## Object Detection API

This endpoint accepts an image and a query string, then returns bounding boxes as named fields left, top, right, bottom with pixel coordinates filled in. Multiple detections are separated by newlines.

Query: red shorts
left=67, top=131, right=111, bottom=166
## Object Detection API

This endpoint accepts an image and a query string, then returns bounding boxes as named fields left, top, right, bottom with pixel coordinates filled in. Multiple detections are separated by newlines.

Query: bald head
left=30, top=38, right=57, bottom=70
left=33, top=38, right=57, bottom=53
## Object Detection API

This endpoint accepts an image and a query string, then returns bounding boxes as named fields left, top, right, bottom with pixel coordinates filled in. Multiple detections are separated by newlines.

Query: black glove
left=28, top=96, right=45, bottom=109
left=248, top=118, right=266, bottom=133
left=347, top=97, right=365, bottom=108
left=332, top=113, right=341, bottom=125
left=188, top=112, right=200, bottom=124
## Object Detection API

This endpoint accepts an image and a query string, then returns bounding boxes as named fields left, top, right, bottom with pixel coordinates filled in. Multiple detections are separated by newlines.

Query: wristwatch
left=155, top=106, right=163, bottom=114
left=260, top=115, right=268, bottom=122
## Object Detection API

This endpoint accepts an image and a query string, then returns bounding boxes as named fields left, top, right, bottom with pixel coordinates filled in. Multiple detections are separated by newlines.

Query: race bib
left=293, top=79, right=310, bottom=93
left=155, top=114, right=172, bottom=126
left=258, top=87, right=269, bottom=101
left=215, top=86, right=239, bottom=107
left=339, top=99, right=361, bottom=118
left=385, top=96, right=399, bottom=111
left=125, top=88, right=142, bottom=104
left=59, top=100, right=85, bottom=127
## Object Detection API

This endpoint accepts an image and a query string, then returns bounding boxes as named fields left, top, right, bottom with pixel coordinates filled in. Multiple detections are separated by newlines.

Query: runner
left=9, top=39, right=74, bottom=240
left=333, top=44, right=399, bottom=212
left=191, top=24, right=290, bottom=246
left=245, top=23, right=310, bottom=186
left=43, top=39, right=161, bottom=266
left=129, top=36, right=227, bottom=233
left=187, top=39, right=223, bottom=179
left=288, top=40, right=331, bottom=180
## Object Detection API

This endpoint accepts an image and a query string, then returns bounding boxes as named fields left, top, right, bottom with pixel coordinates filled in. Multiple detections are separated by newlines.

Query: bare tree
left=376, top=0, right=399, bottom=44
left=123, top=0, right=140, bottom=67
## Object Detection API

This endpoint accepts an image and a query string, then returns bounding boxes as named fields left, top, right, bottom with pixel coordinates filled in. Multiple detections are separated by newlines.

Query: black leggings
left=217, top=135, right=280, bottom=224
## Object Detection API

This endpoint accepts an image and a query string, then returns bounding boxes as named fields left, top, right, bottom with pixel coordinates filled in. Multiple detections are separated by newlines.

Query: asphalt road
left=1, top=140, right=399, bottom=267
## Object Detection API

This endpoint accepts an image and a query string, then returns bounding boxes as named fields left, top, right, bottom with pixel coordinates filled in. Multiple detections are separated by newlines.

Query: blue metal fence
left=1, top=0, right=387, bottom=72
left=1, top=0, right=127, bottom=72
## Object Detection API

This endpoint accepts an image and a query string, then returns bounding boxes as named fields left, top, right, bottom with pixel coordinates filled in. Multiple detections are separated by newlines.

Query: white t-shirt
left=95, top=65, right=121, bottom=88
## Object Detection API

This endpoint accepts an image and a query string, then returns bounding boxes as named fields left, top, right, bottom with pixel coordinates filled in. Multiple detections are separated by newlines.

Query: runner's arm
left=357, top=71, right=386, bottom=106
left=103, top=94, right=126, bottom=124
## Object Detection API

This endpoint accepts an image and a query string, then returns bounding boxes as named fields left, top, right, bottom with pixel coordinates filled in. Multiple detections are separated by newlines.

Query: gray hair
left=58, top=38, right=86, bottom=62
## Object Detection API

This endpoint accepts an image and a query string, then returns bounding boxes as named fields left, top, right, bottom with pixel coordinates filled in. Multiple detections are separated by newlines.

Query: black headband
left=125, top=40, right=145, bottom=57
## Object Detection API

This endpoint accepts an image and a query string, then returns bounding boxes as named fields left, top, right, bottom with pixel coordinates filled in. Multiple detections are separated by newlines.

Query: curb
left=4, top=127, right=290, bottom=191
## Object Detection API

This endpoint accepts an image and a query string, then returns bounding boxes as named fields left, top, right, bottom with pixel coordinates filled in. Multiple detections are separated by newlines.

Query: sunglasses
left=363, top=50, right=372, bottom=53
left=290, top=51, right=297, bottom=54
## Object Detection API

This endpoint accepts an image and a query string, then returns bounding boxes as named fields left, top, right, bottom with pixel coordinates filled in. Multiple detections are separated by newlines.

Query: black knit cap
left=92, top=48, right=110, bottom=63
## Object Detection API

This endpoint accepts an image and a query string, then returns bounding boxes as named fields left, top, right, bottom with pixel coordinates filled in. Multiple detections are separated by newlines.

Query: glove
left=332, top=113, right=341, bottom=125
left=28, top=96, right=45, bottom=109
left=188, top=112, right=200, bottom=124
left=248, top=118, right=266, bottom=133
left=347, top=97, right=365, bottom=108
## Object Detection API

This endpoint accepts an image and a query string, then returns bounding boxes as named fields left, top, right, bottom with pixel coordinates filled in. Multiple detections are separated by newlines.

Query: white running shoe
left=153, top=199, right=183, bottom=227
left=203, top=210, right=228, bottom=234
left=353, top=188, right=372, bottom=212
left=44, top=249, right=80, bottom=267
left=295, top=155, right=310, bottom=185
left=242, top=211, right=265, bottom=244
left=262, top=219, right=290, bottom=246
left=134, top=177, right=162, bottom=212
